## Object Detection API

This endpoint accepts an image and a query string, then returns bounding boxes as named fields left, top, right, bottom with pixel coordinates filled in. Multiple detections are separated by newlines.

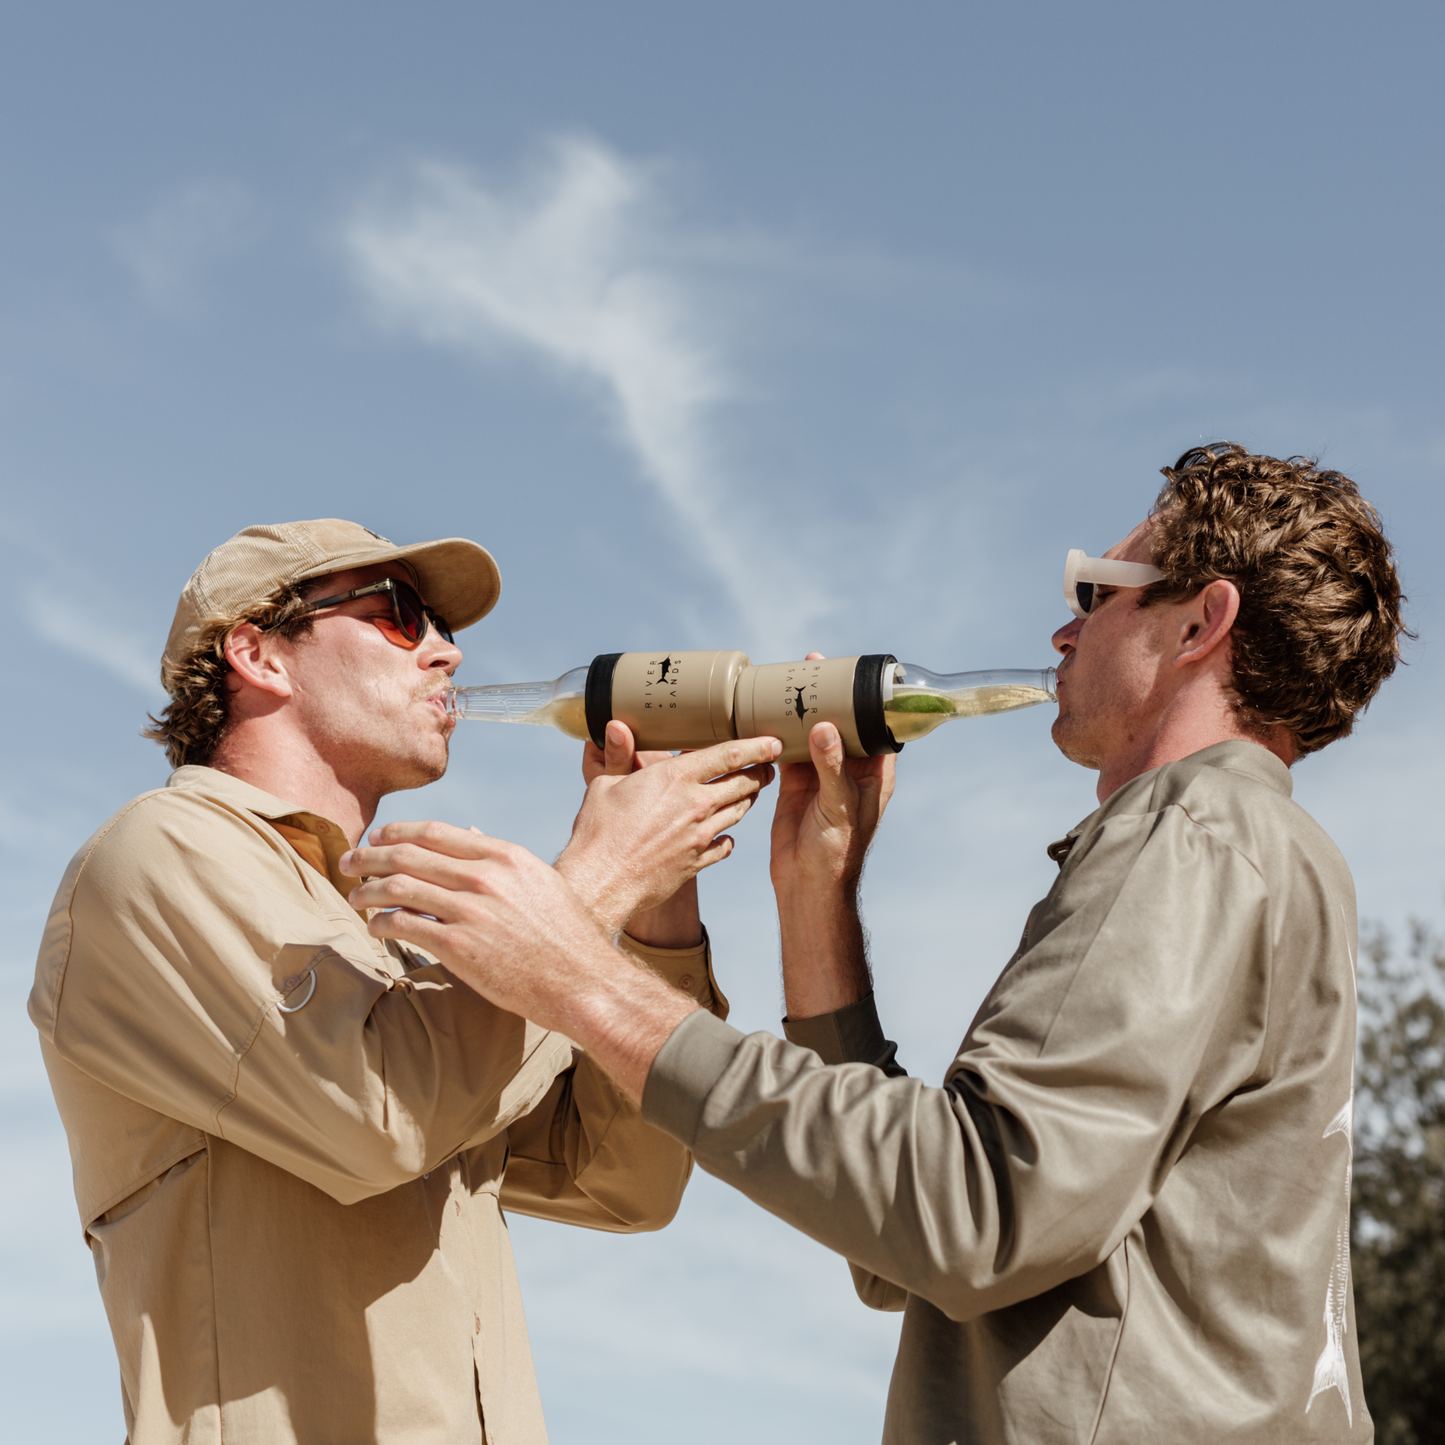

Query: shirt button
left=678, top=976, right=694, bottom=991
left=315, top=821, right=330, bottom=834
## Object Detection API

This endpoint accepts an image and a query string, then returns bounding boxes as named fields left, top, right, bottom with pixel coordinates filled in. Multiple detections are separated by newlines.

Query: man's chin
left=1051, top=716, right=1101, bottom=771
left=379, top=742, right=450, bottom=795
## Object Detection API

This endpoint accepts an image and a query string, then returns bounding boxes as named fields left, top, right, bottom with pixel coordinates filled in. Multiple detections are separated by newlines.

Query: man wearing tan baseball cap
left=30, top=519, right=778, bottom=1445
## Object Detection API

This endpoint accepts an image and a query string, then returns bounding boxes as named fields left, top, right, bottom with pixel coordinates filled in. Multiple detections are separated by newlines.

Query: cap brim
left=295, top=537, right=501, bottom=632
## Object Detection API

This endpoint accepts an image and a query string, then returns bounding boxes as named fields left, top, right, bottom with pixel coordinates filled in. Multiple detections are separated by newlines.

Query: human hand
left=580, top=723, right=703, bottom=947
left=340, top=823, right=694, bottom=1103
left=769, top=655, right=896, bottom=905
left=769, top=654, right=896, bottom=1020
left=557, top=728, right=781, bottom=938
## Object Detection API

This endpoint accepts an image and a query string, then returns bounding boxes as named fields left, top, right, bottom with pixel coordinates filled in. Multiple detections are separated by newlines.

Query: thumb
left=603, top=720, right=637, bottom=776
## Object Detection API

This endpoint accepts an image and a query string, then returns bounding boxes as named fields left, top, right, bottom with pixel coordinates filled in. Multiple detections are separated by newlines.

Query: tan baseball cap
left=162, top=519, right=501, bottom=691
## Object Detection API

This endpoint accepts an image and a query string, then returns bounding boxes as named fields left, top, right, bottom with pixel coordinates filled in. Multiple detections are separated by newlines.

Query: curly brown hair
left=143, top=584, right=317, bottom=769
left=1142, top=443, right=1409, bottom=754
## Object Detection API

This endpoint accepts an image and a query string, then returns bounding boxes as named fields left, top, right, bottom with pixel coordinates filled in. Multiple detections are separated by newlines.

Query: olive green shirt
left=31, top=765, right=726, bottom=1445
left=642, top=741, right=1370, bottom=1442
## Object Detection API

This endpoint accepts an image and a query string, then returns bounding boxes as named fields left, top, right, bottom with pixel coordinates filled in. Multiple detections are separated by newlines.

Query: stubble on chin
left=1051, top=711, right=1101, bottom=770
left=366, top=745, right=448, bottom=799
left=421, top=733, right=450, bottom=786
left=361, top=708, right=452, bottom=796
left=398, top=685, right=454, bottom=787
left=401, top=727, right=451, bottom=790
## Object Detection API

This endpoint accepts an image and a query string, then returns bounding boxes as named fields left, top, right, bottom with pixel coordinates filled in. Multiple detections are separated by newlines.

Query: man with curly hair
left=30, top=519, right=778, bottom=1445
left=350, top=446, right=1404, bottom=1442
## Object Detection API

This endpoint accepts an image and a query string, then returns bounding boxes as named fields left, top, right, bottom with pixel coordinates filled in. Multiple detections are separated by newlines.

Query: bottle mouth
left=883, top=661, right=1057, bottom=698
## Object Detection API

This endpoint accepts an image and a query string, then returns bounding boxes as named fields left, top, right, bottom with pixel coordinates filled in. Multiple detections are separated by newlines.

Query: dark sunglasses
left=294, top=577, right=454, bottom=647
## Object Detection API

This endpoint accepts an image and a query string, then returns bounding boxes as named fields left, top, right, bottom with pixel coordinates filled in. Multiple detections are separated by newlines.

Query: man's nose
left=1051, top=617, right=1083, bottom=656
left=425, top=632, right=464, bottom=672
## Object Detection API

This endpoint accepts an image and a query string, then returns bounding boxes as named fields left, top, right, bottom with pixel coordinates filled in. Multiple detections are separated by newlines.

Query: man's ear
left=1173, top=579, right=1240, bottom=669
left=223, top=622, right=295, bottom=700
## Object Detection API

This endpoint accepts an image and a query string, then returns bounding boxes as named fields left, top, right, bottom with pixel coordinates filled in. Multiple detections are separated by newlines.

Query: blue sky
left=3, top=4, right=1442, bottom=1439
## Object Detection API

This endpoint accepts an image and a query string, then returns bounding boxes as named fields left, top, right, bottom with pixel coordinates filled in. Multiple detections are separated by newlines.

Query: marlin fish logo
left=654, top=656, right=674, bottom=684
left=792, top=686, right=808, bottom=721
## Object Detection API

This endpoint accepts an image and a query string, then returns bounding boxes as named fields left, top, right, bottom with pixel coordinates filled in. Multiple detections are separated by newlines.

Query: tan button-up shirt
left=30, top=765, right=726, bottom=1445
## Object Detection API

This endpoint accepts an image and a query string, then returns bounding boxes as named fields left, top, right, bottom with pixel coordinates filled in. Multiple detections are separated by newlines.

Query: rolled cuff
left=619, top=927, right=729, bottom=1021
left=639, top=1009, right=747, bottom=1147
left=782, top=992, right=905, bottom=1076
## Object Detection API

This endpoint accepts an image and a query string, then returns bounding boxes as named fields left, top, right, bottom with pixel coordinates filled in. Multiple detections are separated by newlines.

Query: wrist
left=772, top=863, right=860, bottom=908
left=554, top=850, right=630, bottom=938
left=623, top=878, right=702, bottom=949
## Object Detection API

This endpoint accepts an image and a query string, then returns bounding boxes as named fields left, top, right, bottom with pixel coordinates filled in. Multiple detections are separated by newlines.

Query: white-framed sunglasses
left=1064, top=549, right=1165, bottom=619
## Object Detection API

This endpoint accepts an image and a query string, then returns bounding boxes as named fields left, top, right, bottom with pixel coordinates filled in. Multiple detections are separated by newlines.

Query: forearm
left=563, top=961, right=698, bottom=1105
left=640, top=1016, right=1100, bottom=1321
left=768, top=724, right=894, bottom=1021
left=776, top=881, right=872, bottom=1021
left=444, top=927, right=698, bottom=1107
left=642, top=1013, right=1181, bottom=1323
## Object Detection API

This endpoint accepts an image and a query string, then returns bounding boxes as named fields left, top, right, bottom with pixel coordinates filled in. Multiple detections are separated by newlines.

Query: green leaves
left=1352, top=920, right=1445, bottom=1445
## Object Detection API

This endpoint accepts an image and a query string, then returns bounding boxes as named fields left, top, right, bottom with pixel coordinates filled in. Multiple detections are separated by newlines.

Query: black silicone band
left=854, top=653, right=903, bottom=756
left=585, top=653, right=623, bottom=748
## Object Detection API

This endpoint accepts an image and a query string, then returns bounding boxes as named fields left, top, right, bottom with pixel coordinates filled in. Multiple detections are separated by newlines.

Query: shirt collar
left=1191, top=737, right=1295, bottom=797
left=168, top=764, right=316, bottom=819
left=1044, top=739, right=1295, bottom=868
left=167, top=765, right=359, bottom=899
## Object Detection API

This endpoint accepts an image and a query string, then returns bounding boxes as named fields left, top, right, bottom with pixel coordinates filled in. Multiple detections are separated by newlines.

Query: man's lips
left=422, top=690, right=454, bottom=725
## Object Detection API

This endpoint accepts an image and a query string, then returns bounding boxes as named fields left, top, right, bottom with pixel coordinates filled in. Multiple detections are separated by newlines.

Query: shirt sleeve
left=640, top=804, right=1272, bottom=1324
left=36, top=790, right=575, bottom=1206
left=784, top=994, right=911, bottom=1309
left=500, top=931, right=726, bottom=1232
left=783, top=992, right=907, bottom=1076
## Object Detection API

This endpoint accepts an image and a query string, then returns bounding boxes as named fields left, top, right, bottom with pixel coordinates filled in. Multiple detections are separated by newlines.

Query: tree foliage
left=1352, top=919, right=1445, bottom=1445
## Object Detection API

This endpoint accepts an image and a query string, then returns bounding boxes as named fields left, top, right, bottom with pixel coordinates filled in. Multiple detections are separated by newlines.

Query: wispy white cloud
left=28, top=591, right=162, bottom=696
left=116, top=181, right=259, bottom=307
left=342, top=137, right=823, bottom=639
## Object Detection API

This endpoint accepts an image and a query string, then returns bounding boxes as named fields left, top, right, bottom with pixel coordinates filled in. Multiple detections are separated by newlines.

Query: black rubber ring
left=854, top=653, right=903, bottom=756
left=585, top=654, right=623, bottom=749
